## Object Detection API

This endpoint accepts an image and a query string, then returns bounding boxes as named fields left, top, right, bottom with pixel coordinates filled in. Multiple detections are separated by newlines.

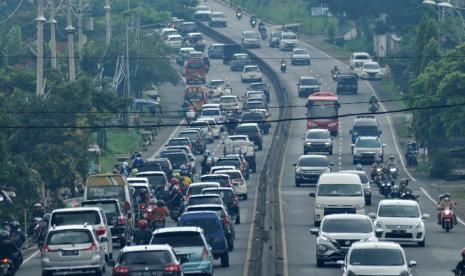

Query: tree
left=413, top=16, right=438, bottom=75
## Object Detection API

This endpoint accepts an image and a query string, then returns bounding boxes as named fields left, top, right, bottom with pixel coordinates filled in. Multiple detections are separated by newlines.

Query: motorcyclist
left=236, top=7, right=242, bottom=19
left=437, top=193, right=457, bottom=225
left=399, top=178, right=409, bottom=193
left=31, top=203, right=45, bottom=219
left=249, top=15, right=257, bottom=26
left=186, top=107, right=196, bottom=122
left=201, top=150, right=213, bottom=174
left=400, top=188, right=417, bottom=200
left=390, top=185, right=401, bottom=199
left=331, top=65, right=340, bottom=77
left=120, top=161, right=130, bottom=177
left=386, top=154, right=397, bottom=167
left=149, top=200, right=169, bottom=228
left=132, top=153, right=144, bottom=168
left=258, top=21, right=265, bottom=30
left=133, top=220, right=152, bottom=245
left=280, top=58, right=287, bottom=72
left=9, top=221, right=26, bottom=251
left=168, top=185, right=184, bottom=209
left=203, top=56, right=210, bottom=72
left=371, top=157, right=384, bottom=179
left=0, top=230, right=21, bottom=271
left=454, top=248, right=465, bottom=276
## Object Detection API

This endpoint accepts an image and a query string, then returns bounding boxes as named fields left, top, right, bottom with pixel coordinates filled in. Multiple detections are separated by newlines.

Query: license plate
left=62, top=250, right=79, bottom=256
left=133, top=272, right=157, bottom=276
left=392, top=230, right=405, bottom=234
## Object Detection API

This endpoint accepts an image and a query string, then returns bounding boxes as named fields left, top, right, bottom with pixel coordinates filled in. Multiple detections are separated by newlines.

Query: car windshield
left=306, top=131, right=330, bottom=139
left=350, top=249, right=404, bottom=266
left=378, top=205, right=420, bottom=218
left=249, top=84, right=266, bottom=90
left=151, top=232, right=205, bottom=247
left=210, top=80, right=224, bottom=87
left=189, top=184, right=218, bottom=195
left=168, top=139, right=189, bottom=146
left=283, top=34, right=297, bottom=39
left=307, top=101, right=338, bottom=119
left=338, top=76, right=357, bottom=84
left=236, top=126, right=257, bottom=134
left=81, top=202, right=118, bottom=219
left=294, top=49, right=308, bottom=55
left=212, top=13, right=224, bottom=19
left=187, top=61, right=204, bottom=69
left=219, top=171, right=242, bottom=180
left=191, top=122, right=209, bottom=128
left=139, top=174, right=166, bottom=187
left=119, top=251, right=172, bottom=266
left=179, top=132, right=200, bottom=142
left=301, top=78, right=318, bottom=85
left=221, top=97, right=236, bottom=103
left=242, top=113, right=264, bottom=121
left=244, top=32, right=259, bottom=39
left=179, top=219, right=220, bottom=234
left=169, top=36, right=181, bottom=42
left=299, top=157, right=328, bottom=167
left=322, top=219, right=372, bottom=233
left=244, top=67, right=259, bottom=72
left=87, top=186, right=125, bottom=201
left=47, top=230, right=92, bottom=245
left=355, top=54, right=371, bottom=60
left=216, top=159, right=240, bottom=167
left=165, top=154, right=188, bottom=169
left=188, top=196, right=222, bottom=206
left=202, top=109, right=220, bottom=116
left=201, top=176, right=228, bottom=186
left=317, top=184, right=362, bottom=196
left=51, top=211, right=101, bottom=226
left=364, top=63, right=380, bottom=70
left=186, top=92, right=204, bottom=101
left=356, top=139, right=381, bottom=148
left=353, top=125, right=379, bottom=136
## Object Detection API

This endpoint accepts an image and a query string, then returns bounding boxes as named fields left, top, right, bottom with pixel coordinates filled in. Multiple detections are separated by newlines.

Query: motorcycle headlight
left=390, top=168, right=396, bottom=172
left=324, top=142, right=331, bottom=145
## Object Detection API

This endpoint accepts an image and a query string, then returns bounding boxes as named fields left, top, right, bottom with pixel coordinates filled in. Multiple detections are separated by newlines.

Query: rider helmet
left=333, top=65, right=338, bottom=71
left=443, top=192, right=451, bottom=201
left=389, top=155, right=395, bottom=161
left=10, top=221, right=20, bottom=231
left=138, top=219, right=148, bottom=230
left=122, top=161, right=128, bottom=167
left=375, top=157, right=381, bottom=164
left=131, top=168, right=139, bottom=176
left=405, top=188, right=412, bottom=195
left=34, top=203, right=43, bottom=208
left=171, top=178, right=180, bottom=186
left=0, top=230, right=9, bottom=240
left=461, top=248, right=465, bottom=257
left=356, top=164, right=363, bottom=171
left=150, top=198, right=157, bottom=205
left=172, top=172, right=180, bottom=179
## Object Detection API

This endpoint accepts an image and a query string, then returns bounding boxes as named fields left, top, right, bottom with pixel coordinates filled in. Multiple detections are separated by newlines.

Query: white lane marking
left=22, top=250, right=40, bottom=264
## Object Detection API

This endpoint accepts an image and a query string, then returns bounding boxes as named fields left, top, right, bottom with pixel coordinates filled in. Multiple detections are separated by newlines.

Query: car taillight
left=233, top=197, right=239, bottom=205
left=223, top=217, right=230, bottom=225
left=117, top=216, right=125, bottom=225
left=113, top=266, right=129, bottom=275
left=235, top=179, right=244, bottom=185
left=164, top=263, right=182, bottom=272
left=84, top=241, right=98, bottom=251
left=96, top=226, right=106, bottom=236
left=201, top=247, right=209, bottom=261
left=138, top=204, right=145, bottom=209
left=2, top=258, right=9, bottom=264
left=42, top=244, right=56, bottom=253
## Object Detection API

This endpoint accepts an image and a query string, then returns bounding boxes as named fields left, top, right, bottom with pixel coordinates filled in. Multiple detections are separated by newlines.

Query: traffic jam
left=8, top=2, right=460, bottom=276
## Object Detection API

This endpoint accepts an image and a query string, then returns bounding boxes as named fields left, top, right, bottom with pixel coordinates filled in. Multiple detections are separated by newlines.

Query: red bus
left=306, top=92, right=340, bottom=135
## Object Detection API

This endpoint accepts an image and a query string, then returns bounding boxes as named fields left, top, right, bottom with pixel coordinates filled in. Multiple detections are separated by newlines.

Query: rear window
left=51, top=211, right=101, bottom=226
left=242, top=113, right=264, bottom=121
left=202, top=109, right=221, bottom=116
left=236, top=126, right=258, bottom=134
left=204, top=190, right=234, bottom=202
left=179, top=218, right=221, bottom=234
left=188, top=196, right=222, bottom=206
left=138, top=174, right=166, bottom=187
left=189, top=184, right=218, bottom=195
left=87, top=186, right=125, bottom=201
left=47, top=230, right=93, bottom=245
left=244, top=66, right=259, bottom=72
left=165, top=154, right=188, bottom=169
left=81, top=202, right=118, bottom=219
left=219, top=171, right=242, bottom=179
left=168, top=139, right=189, bottom=146
left=300, top=78, right=318, bottom=85
left=119, top=251, right=173, bottom=266
left=201, top=176, right=229, bottom=186
left=151, top=232, right=205, bottom=247
left=215, top=159, right=240, bottom=167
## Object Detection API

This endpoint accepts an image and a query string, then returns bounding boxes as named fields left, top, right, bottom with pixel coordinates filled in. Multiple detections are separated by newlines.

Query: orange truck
left=184, top=86, right=208, bottom=113
left=184, top=58, right=207, bottom=84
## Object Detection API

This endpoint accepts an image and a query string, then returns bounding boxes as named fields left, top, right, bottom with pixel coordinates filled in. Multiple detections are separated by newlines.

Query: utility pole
left=49, top=0, right=57, bottom=70
left=66, top=0, right=75, bottom=81
left=36, top=0, right=46, bottom=96
left=104, top=0, right=111, bottom=45
left=123, top=0, right=131, bottom=126
left=77, top=0, right=84, bottom=51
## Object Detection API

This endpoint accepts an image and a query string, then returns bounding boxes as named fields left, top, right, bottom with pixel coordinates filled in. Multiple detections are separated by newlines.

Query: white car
left=241, top=65, right=262, bottom=83
left=215, top=169, right=248, bottom=199
left=241, top=31, right=261, bottom=49
left=350, top=52, right=372, bottom=69
left=371, top=199, right=429, bottom=247
left=200, top=108, right=225, bottom=131
left=291, top=47, right=311, bottom=65
left=342, top=241, right=417, bottom=276
left=164, top=34, right=182, bottom=49
left=279, top=31, right=298, bottom=51
left=197, top=117, right=220, bottom=138
left=352, top=136, right=386, bottom=164
left=161, top=27, right=179, bottom=40
left=189, top=120, right=214, bottom=143
left=220, top=95, right=241, bottom=113
left=361, top=61, right=383, bottom=80
left=193, top=5, right=211, bottom=21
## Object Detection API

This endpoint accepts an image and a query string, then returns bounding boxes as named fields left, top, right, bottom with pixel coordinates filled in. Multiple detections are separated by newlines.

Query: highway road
left=203, top=1, right=465, bottom=276
left=16, top=35, right=277, bottom=275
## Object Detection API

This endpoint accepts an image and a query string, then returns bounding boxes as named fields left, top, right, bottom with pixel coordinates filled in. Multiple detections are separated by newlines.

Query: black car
left=178, top=130, right=206, bottom=154
left=241, top=111, right=270, bottom=135
left=202, top=187, right=241, bottom=224
left=235, top=123, right=263, bottom=150
left=178, top=21, right=197, bottom=38
left=81, top=199, right=132, bottom=247
left=269, top=31, right=282, bottom=48
left=247, top=82, right=270, bottom=102
left=138, top=158, right=173, bottom=179
left=223, top=44, right=243, bottom=64
left=164, top=152, right=192, bottom=176
left=337, top=73, right=358, bottom=94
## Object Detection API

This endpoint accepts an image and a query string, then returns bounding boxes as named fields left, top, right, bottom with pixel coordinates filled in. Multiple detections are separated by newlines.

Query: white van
left=349, top=52, right=372, bottom=69
left=309, top=173, right=365, bottom=226
left=165, top=34, right=182, bottom=49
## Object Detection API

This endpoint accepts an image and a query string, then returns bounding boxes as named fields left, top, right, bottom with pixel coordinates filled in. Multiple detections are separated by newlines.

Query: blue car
left=150, top=227, right=215, bottom=275
left=178, top=211, right=230, bottom=268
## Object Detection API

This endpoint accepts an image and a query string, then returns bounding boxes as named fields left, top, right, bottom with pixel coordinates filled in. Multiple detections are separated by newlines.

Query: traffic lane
left=204, top=2, right=465, bottom=276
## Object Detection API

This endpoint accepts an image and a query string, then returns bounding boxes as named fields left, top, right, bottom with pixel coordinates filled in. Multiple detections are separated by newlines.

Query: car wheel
left=418, top=238, right=425, bottom=247
left=243, top=193, right=248, bottom=200
left=316, top=258, right=325, bottom=267
left=42, top=271, right=52, bottom=276
left=228, top=239, right=234, bottom=251
left=258, top=143, right=263, bottom=151
left=366, top=198, right=371, bottom=206
left=314, top=220, right=320, bottom=227
left=95, top=269, right=103, bottom=276
left=235, top=214, right=241, bottom=224
left=221, top=252, right=230, bottom=267
left=251, top=163, right=257, bottom=173
left=120, top=237, right=126, bottom=247
left=295, top=179, right=300, bottom=187
left=329, top=148, right=333, bottom=155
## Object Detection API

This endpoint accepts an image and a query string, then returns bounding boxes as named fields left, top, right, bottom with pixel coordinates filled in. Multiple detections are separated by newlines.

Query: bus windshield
left=307, top=100, right=338, bottom=119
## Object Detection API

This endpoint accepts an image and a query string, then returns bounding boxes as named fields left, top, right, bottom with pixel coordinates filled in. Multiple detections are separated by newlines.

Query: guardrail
left=196, top=19, right=291, bottom=276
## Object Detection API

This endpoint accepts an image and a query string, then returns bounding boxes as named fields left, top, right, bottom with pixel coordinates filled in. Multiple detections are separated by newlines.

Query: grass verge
left=380, top=79, right=407, bottom=109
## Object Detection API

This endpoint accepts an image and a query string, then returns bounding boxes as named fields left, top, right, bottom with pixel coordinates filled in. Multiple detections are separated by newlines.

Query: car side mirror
left=351, top=144, right=355, bottom=147
left=375, top=228, right=384, bottom=235
left=309, top=227, right=319, bottom=235
left=349, top=130, right=353, bottom=134
left=308, top=192, right=316, bottom=197
left=368, top=212, right=377, bottom=219
left=409, top=260, right=417, bottom=267
left=422, top=214, right=430, bottom=220
left=292, top=163, right=297, bottom=167
left=329, top=163, right=334, bottom=167
left=382, top=144, right=387, bottom=148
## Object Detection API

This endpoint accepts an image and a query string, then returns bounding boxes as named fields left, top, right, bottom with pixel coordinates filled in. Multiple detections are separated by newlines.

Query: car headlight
left=315, top=203, right=324, bottom=209
left=376, top=222, right=384, bottom=228
left=318, top=243, right=331, bottom=253
left=399, top=271, right=410, bottom=276
left=354, top=151, right=361, bottom=156
left=296, top=168, right=303, bottom=173
left=414, top=223, right=423, bottom=229
left=324, top=142, right=331, bottom=145
left=305, top=141, right=312, bottom=145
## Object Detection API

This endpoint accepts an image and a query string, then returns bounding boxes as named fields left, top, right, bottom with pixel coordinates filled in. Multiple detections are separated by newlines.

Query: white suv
left=361, top=61, right=382, bottom=80
left=342, top=241, right=417, bottom=276
left=370, top=199, right=429, bottom=247
left=279, top=32, right=298, bottom=51
left=349, top=52, right=372, bottom=69
left=241, top=65, right=262, bottom=83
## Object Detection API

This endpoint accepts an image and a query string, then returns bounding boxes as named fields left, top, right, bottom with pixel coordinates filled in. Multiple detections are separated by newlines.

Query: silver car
left=241, top=31, right=261, bottom=48
left=303, top=129, right=333, bottom=155
left=352, top=136, right=386, bottom=164
left=41, top=225, right=106, bottom=276
left=291, top=47, right=311, bottom=65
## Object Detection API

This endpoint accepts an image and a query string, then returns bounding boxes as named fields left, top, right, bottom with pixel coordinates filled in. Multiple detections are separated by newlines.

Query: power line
left=0, top=101, right=463, bottom=129
left=0, top=92, right=463, bottom=115
left=0, top=0, right=25, bottom=26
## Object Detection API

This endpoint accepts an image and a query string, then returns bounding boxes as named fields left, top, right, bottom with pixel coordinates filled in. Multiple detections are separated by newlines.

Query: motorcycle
left=236, top=11, right=242, bottom=20
left=169, top=205, right=183, bottom=222
left=250, top=19, right=256, bottom=28
left=151, top=216, right=165, bottom=230
left=260, top=29, right=267, bottom=40
left=201, top=156, right=214, bottom=175
left=369, top=102, right=379, bottom=113
left=439, top=207, right=455, bottom=232
left=406, top=151, right=417, bottom=167
left=0, top=258, right=14, bottom=276
left=331, top=69, right=339, bottom=81
left=280, top=62, right=287, bottom=73
left=380, top=179, right=392, bottom=198
left=186, top=109, right=196, bottom=124
left=388, top=164, right=398, bottom=179
left=400, top=189, right=419, bottom=201
left=389, top=185, right=401, bottom=199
